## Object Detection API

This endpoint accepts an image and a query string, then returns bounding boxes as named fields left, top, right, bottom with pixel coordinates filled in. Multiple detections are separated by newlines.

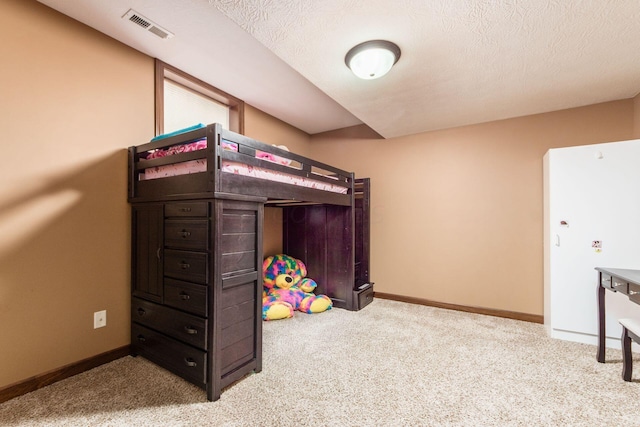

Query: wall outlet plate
left=94, top=310, right=107, bottom=329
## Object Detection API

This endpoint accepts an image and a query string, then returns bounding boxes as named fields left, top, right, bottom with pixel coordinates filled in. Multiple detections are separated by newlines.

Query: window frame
left=155, top=59, right=244, bottom=136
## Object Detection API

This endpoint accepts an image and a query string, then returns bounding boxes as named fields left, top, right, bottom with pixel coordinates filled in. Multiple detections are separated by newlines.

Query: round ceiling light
left=345, top=40, right=401, bottom=80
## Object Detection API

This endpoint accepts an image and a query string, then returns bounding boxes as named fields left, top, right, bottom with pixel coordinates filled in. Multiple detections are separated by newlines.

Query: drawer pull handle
left=181, top=230, right=191, bottom=238
left=614, top=282, right=625, bottom=288
left=184, top=326, right=198, bottom=335
left=630, top=290, right=640, bottom=296
left=156, top=248, right=161, bottom=260
left=184, top=358, right=197, bottom=367
left=179, top=292, right=191, bottom=300
left=137, top=335, right=146, bottom=343
left=137, top=308, right=146, bottom=316
left=180, top=207, right=192, bottom=213
left=180, top=262, right=190, bottom=270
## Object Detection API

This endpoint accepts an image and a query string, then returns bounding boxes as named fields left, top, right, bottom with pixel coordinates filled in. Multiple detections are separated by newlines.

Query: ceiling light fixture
left=345, top=40, right=401, bottom=80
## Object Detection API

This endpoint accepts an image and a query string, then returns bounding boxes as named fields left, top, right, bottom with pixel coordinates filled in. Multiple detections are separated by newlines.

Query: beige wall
left=0, top=0, right=154, bottom=388
left=244, top=105, right=311, bottom=155
left=634, top=92, right=640, bottom=138
left=309, top=100, right=635, bottom=316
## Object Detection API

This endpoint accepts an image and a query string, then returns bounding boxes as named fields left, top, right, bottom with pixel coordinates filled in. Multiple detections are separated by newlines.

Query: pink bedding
left=139, top=140, right=348, bottom=194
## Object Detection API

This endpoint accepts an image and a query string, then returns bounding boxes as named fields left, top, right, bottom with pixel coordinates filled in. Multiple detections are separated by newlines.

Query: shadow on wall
left=0, top=149, right=131, bottom=386
left=0, top=150, right=128, bottom=259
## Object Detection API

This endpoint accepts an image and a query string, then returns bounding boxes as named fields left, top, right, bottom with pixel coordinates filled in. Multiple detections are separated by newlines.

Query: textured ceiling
left=37, top=0, right=640, bottom=138
left=212, top=0, right=640, bottom=138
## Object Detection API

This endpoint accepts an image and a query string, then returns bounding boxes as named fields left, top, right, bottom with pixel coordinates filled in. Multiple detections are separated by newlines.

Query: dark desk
left=595, top=267, right=640, bottom=362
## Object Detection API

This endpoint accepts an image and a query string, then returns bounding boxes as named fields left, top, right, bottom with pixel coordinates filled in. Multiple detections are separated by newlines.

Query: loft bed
left=127, top=123, right=372, bottom=401
left=128, top=122, right=372, bottom=309
left=128, top=123, right=353, bottom=206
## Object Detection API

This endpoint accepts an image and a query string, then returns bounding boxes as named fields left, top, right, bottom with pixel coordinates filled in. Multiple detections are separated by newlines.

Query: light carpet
left=1, top=298, right=640, bottom=426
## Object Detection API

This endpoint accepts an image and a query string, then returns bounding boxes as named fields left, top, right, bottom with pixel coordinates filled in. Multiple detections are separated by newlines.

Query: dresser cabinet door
left=132, top=204, right=164, bottom=302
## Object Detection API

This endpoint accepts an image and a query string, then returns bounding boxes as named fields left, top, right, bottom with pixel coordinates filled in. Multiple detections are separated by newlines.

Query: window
left=155, top=60, right=244, bottom=135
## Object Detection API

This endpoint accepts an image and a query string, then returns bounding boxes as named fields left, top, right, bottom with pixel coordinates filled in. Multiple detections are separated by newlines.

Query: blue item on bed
left=151, top=123, right=205, bottom=142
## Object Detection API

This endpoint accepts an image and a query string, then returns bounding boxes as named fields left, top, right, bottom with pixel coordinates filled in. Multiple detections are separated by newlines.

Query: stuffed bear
left=262, top=254, right=332, bottom=321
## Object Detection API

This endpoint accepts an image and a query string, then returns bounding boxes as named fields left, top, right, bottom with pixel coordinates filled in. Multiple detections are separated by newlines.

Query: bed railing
left=128, top=123, right=353, bottom=206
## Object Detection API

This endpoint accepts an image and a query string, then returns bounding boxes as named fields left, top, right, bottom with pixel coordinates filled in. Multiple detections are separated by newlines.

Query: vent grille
left=122, top=9, right=174, bottom=39
left=129, top=14, right=151, bottom=29
left=148, top=26, right=171, bottom=39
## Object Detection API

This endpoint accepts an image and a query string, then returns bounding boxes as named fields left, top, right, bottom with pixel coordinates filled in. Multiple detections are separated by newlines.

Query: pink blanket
left=139, top=139, right=347, bottom=194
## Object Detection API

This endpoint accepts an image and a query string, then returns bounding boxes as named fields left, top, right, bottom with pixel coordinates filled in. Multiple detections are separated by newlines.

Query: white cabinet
left=544, top=139, right=640, bottom=348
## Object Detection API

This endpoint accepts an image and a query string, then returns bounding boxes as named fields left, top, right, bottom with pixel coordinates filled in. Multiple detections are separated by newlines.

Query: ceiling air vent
left=122, top=9, right=174, bottom=39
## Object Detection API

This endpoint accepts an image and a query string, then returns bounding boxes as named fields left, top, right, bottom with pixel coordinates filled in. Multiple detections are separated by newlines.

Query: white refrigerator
left=544, top=139, right=640, bottom=349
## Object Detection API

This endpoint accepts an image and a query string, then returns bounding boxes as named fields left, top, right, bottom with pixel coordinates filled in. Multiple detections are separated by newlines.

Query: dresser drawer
left=164, top=249, right=208, bottom=284
left=132, top=323, right=206, bottom=386
left=165, top=219, right=209, bottom=250
left=355, top=285, right=374, bottom=310
left=164, top=278, right=208, bottom=317
left=611, top=276, right=628, bottom=293
left=132, top=297, right=207, bottom=349
left=629, top=282, right=640, bottom=304
left=165, top=202, right=208, bottom=218
left=600, top=273, right=613, bottom=289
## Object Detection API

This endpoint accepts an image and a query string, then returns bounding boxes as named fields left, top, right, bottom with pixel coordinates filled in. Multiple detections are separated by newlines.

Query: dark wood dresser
left=130, top=195, right=263, bottom=401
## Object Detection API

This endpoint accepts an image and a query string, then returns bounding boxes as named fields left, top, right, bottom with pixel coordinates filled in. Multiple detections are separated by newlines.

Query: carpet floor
left=1, top=298, right=640, bottom=426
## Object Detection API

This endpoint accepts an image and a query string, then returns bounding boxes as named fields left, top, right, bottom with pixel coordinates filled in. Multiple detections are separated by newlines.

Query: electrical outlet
left=94, top=310, right=107, bottom=329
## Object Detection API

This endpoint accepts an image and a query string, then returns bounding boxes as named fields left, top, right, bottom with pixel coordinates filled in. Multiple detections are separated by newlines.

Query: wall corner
left=634, top=92, right=640, bottom=139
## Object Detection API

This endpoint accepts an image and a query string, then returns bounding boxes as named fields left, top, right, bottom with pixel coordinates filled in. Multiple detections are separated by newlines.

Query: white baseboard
left=548, top=328, right=640, bottom=352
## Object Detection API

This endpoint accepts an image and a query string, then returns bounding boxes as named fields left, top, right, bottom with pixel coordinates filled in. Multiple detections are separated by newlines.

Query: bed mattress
left=139, top=139, right=348, bottom=194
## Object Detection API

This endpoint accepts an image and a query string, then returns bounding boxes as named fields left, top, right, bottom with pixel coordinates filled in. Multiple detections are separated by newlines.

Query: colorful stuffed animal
left=262, top=254, right=332, bottom=321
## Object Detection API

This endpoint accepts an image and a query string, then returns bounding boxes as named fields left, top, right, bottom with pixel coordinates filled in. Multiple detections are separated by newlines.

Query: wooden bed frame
left=127, top=123, right=372, bottom=401
left=128, top=123, right=352, bottom=205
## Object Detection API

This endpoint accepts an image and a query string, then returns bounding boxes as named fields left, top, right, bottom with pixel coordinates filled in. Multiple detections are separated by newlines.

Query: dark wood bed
left=127, top=123, right=372, bottom=401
